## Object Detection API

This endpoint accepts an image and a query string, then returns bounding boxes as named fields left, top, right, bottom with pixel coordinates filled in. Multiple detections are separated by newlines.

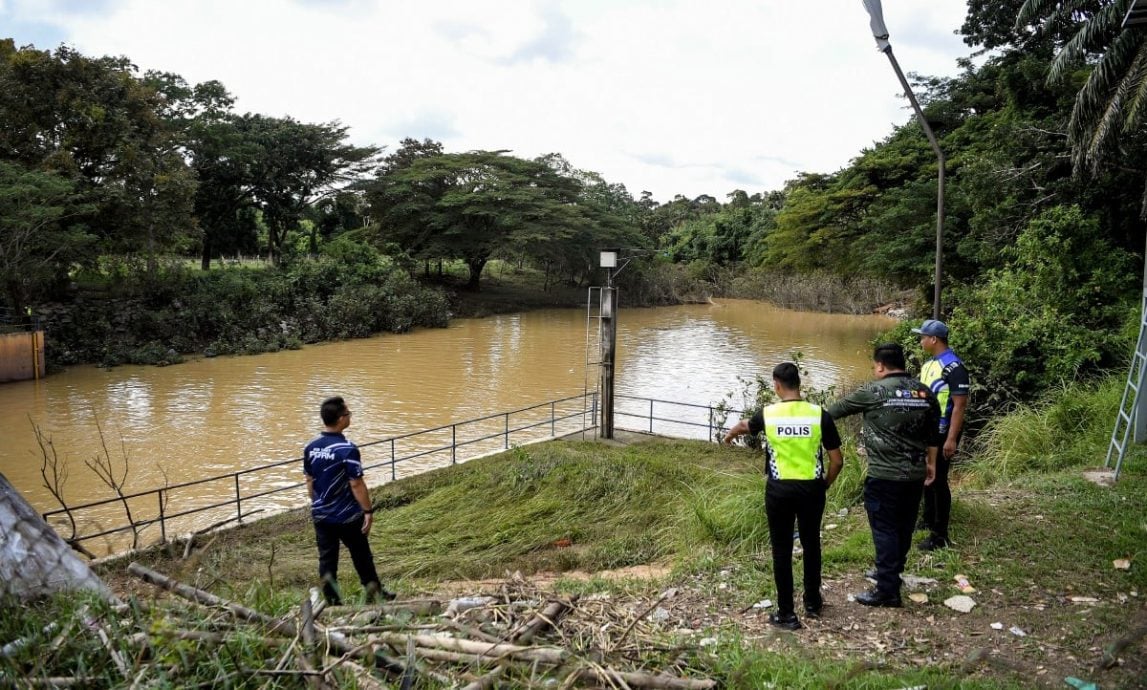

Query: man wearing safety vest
left=724, top=362, right=844, bottom=630
left=911, top=319, right=970, bottom=551
left=827, top=343, right=940, bottom=608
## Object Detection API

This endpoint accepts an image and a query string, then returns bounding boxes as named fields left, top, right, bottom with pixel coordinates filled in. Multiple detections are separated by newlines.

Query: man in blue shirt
left=304, top=396, right=394, bottom=604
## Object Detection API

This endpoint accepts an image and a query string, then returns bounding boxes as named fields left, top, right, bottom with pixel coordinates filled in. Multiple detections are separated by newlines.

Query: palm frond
left=1068, top=28, right=1147, bottom=164
left=1119, top=43, right=1147, bottom=132
left=1049, top=1, right=1133, bottom=82
left=1016, top=0, right=1086, bottom=29
left=1076, top=58, right=1136, bottom=171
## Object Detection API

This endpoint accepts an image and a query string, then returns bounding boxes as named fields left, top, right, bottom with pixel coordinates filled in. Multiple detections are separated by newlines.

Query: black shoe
left=918, top=535, right=950, bottom=552
left=803, top=600, right=823, bottom=618
left=854, top=589, right=902, bottom=608
left=768, top=612, right=802, bottom=630
left=365, top=582, right=398, bottom=603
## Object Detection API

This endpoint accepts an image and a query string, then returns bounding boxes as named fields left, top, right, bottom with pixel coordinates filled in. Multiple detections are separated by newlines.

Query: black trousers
left=314, top=516, right=381, bottom=604
left=864, top=477, right=924, bottom=597
left=765, top=479, right=826, bottom=615
left=922, top=454, right=951, bottom=539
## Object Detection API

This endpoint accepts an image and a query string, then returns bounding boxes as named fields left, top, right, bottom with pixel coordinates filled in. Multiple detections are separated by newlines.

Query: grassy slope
left=91, top=405, right=1147, bottom=688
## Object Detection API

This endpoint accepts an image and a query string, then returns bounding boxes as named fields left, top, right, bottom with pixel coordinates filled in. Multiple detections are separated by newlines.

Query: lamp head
left=862, top=0, right=892, bottom=52
left=599, top=250, right=618, bottom=269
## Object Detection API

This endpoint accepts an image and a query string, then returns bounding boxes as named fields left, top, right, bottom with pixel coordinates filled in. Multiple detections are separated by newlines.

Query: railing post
left=551, top=401, right=556, bottom=436
left=234, top=473, right=242, bottom=524
left=451, top=425, right=457, bottom=464
left=391, top=439, right=397, bottom=481
left=649, top=398, right=654, bottom=433
left=157, top=490, right=167, bottom=543
left=708, top=406, right=714, bottom=443
left=505, top=412, right=510, bottom=449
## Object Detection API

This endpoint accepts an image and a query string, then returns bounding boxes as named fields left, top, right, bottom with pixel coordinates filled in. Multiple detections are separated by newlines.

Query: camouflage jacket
left=826, top=373, right=942, bottom=482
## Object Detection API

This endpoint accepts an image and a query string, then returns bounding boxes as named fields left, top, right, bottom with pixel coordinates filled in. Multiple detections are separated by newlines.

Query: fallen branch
left=445, top=619, right=505, bottom=644
left=128, top=562, right=294, bottom=635
left=79, top=607, right=130, bottom=680
left=572, top=666, right=717, bottom=689
left=405, top=645, right=505, bottom=666
left=510, top=596, right=579, bottom=645
left=337, top=659, right=388, bottom=690
left=301, top=596, right=317, bottom=648
left=324, top=600, right=443, bottom=617
left=612, top=592, right=668, bottom=652
left=370, top=632, right=567, bottom=665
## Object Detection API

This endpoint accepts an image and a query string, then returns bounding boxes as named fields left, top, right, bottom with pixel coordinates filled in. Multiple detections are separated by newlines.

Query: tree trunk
left=200, top=239, right=212, bottom=271
left=466, top=257, right=487, bottom=291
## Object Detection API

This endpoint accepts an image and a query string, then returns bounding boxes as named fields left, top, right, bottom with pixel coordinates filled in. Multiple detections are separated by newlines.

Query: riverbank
left=27, top=255, right=901, bottom=373
left=56, top=378, right=1145, bottom=688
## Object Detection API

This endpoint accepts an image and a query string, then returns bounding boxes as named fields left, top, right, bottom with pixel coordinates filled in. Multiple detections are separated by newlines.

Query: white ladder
left=1105, top=292, right=1147, bottom=479
left=582, top=287, right=604, bottom=439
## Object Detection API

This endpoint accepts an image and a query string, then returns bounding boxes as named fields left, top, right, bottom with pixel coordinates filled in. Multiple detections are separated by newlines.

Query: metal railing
left=40, top=392, right=747, bottom=555
left=42, top=392, right=600, bottom=553
left=615, top=394, right=743, bottom=442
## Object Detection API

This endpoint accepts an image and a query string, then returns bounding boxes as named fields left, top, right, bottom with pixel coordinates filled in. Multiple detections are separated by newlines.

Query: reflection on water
left=0, top=299, right=890, bottom=542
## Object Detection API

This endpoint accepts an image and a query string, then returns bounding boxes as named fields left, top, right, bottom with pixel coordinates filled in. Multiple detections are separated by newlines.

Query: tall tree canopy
left=368, top=149, right=632, bottom=290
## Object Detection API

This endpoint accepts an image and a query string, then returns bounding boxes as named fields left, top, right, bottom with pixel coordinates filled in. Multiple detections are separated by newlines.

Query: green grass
left=964, top=376, right=1136, bottom=483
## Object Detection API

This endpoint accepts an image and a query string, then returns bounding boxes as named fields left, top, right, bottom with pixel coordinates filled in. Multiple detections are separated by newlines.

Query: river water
left=0, top=299, right=890, bottom=549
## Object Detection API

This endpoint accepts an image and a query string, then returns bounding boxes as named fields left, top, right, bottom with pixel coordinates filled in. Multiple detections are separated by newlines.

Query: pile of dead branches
left=114, top=563, right=717, bottom=689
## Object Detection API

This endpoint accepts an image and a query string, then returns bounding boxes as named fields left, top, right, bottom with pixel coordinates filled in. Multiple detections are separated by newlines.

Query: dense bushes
left=42, top=246, right=450, bottom=367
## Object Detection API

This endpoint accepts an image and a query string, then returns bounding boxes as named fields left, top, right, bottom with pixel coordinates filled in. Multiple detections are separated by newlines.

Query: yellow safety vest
left=763, top=400, right=824, bottom=480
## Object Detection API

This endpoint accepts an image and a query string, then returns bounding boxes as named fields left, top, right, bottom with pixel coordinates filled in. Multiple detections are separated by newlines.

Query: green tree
left=368, top=150, right=620, bottom=290
left=0, top=41, right=197, bottom=270
left=0, top=161, right=94, bottom=308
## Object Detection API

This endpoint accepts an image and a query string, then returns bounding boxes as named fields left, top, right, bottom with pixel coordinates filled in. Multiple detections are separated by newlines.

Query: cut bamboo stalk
left=370, top=632, right=566, bottom=665
left=301, top=596, right=316, bottom=648
left=324, top=600, right=442, bottom=617
left=509, top=595, right=578, bottom=645
left=128, top=562, right=295, bottom=635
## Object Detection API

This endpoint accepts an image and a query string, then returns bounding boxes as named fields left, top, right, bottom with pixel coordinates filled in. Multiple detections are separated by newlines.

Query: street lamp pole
left=862, top=0, right=946, bottom=320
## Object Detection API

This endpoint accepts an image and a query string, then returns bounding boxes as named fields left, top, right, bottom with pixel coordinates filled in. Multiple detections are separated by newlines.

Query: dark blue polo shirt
left=303, top=431, right=364, bottom=524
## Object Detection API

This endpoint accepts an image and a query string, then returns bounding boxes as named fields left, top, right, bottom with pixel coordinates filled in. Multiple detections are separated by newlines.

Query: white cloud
left=5, top=0, right=973, bottom=202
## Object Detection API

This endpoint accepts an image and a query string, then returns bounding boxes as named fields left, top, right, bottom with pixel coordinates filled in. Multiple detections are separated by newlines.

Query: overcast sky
left=2, top=0, right=974, bottom=202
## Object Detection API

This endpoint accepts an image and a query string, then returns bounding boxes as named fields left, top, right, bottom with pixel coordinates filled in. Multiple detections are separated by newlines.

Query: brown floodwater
left=0, top=299, right=891, bottom=550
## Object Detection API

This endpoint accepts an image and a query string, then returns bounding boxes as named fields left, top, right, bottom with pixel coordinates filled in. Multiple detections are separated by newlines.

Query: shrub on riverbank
left=40, top=250, right=450, bottom=368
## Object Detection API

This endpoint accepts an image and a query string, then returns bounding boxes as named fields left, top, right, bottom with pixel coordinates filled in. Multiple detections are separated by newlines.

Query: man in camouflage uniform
left=827, top=343, right=940, bottom=607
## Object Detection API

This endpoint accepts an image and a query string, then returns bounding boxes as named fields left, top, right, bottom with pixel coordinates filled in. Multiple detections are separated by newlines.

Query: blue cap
left=911, top=319, right=949, bottom=338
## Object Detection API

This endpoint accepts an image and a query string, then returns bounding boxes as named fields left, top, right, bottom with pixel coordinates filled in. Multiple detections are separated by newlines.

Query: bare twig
left=85, top=414, right=139, bottom=549
left=33, top=420, right=78, bottom=541
left=612, top=592, right=669, bottom=652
